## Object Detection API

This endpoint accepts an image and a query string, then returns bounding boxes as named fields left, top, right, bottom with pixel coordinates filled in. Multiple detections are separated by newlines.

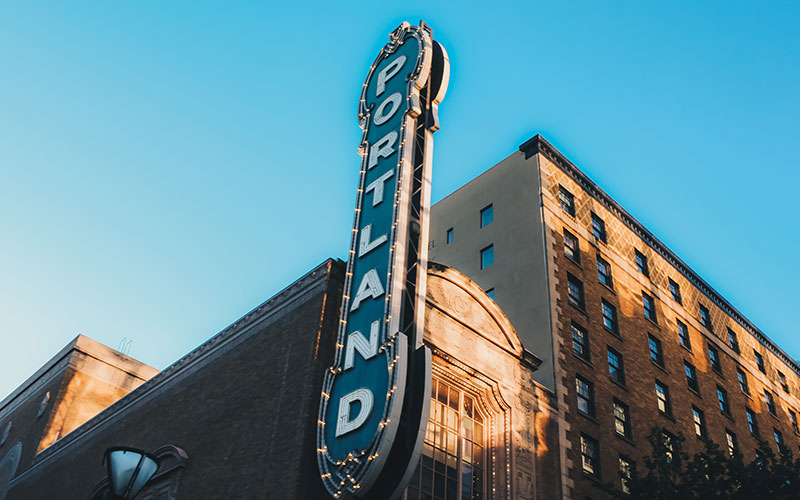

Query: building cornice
left=11, top=258, right=342, bottom=485
left=520, top=134, right=800, bottom=377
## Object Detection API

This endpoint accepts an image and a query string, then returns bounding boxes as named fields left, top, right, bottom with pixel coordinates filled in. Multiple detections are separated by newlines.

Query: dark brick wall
left=6, top=259, right=345, bottom=500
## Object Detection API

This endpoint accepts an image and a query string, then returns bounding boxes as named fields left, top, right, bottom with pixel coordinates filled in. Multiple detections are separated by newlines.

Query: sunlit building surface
left=430, top=134, right=800, bottom=499
left=0, top=134, right=797, bottom=500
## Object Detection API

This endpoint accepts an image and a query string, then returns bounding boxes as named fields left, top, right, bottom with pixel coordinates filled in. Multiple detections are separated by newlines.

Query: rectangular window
left=576, top=376, right=595, bottom=417
left=779, top=371, right=789, bottom=393
left=572, top=322, right=589, bottom=360
left=446, top=227, right=454, bottom=244
left=656, top=380, right=671, bottom=416
left=765, top=390, right=777, bottom=415
left=746, top=407, right=759, bottom=436
left=619, top=455, right=633, bottom=495
left=564, top=229, right=580, bottom=263
left=649, top=335, right=664, bottom=367
left=708, top=344, right=722, bottom=373
left=567, top=274, right=585, bottom=310
left=737, top=368, right=750, bottom=394
left=580, top=434, right=599, bottom=477
left=790, top=410, right=799, bottom=433
left=699, top=304, right=712, bottom=331
left=685, top=361, right=699, bottom=392
left=613, top=399, right=631, bottom=438
left=480, top=245, right=494, bottom=269
left=693, top=406, right=707, bottom=439
left=661, top=432, right=676, bottom=463
left=597, top=256, right=612, bottom=288
left=717, top=385, right=730, bottom=415
left=608, top=347, right=625, bottom=385
left=726, top=429, right=738, bottom=456
left=727, top=328, right=739, bottom=353
left=677, top=320, right=691, bottom=349
left=480, top=204, right=493, bottom=227
left=669, top=278, right=682, bottom=304
left=755, top=351, right=766, bottom=373
left=774, top=428, right=785, bottom=454
left=559, top=186, right=575, bottom=216
left=635, top=249, right=649, bottom=277
left=485, top=288, right=495, bottom=300
left=591, top=212, right=606, bottom=242
left=642, top=292, right=657, bottom=323
left=601, top=300, right=618, bottom=334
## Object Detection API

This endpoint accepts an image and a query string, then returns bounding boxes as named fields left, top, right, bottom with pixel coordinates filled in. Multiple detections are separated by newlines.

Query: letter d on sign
left=335, top=388, right=375, bottom=437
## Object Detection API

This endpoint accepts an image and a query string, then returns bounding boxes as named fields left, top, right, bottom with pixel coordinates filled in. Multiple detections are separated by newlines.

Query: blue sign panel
left=317, top=22, right=449, bottom=499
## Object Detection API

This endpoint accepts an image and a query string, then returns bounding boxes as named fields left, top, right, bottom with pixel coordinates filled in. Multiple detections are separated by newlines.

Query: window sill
left=712, top=368, right=724, bottom=379
left=573, top=353, right=594, bottom=370
left=599, top=281, right=616, bottom=295
left=605, top=328, right=622, bottom=340
left=768, top=411, right=780, bottom=421
left=610, top=378, right=628, bottom=392
left=721, top=411, right=735, bottom=423
left=651, top=360, right=668, bottom=374
left=659, top=412, right=676, bottom=423
left=680, top=344, right=693, bottom=354
left=688, top=387, right=702, bottom=399
left=645, top=317, right=660, bottom=329
left=578, top=412, right=600, bottom=426
left=741, top=390, right=752, bottom=400
left=569, top=302, right=589, bottom=317
left=615, top=433, right=635, bottom=447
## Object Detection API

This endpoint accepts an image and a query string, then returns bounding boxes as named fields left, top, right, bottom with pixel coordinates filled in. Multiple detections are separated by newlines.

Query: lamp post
left=102, top=447, right=159, bottom=500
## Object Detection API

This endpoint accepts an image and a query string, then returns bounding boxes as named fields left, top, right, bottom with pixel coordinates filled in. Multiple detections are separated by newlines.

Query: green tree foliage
left=601, top=427, right=800, bottom=500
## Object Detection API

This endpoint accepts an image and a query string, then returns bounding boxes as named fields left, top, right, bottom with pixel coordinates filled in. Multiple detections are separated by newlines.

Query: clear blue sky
left=1, top=2, right=798, bottom=399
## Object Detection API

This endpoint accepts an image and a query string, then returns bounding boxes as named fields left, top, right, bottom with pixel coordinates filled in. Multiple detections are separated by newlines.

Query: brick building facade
left=429, top=134, right=800, bottom=499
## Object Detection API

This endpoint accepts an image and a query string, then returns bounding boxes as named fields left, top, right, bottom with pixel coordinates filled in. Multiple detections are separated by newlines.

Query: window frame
left=649, top=335, right=664, bottom=367
left=591, top=212, right=607, bottom=243
left=559, top=186, right=575, bottom=217
left=692, top=406, right=707, bottom=439
left=572, top=322, right=590, bottom=361
left=563, top=229, right=581, bottom=264
left=613, top=399, right=632, bottom=438
left=727, top=328, right=739, bottom=353
left=602, top=300, right=618, bottom=335
left=446, top=227, right=454, bottom=244
left=717, top=385, right=731, bottom=415
left=655, top=380, right=672, bottom=417
left=746, top=407, right=760, bottom=436
left=642, top=291, right=657, bottom=323
left=669, top=278, right=682, bottom=304
left=677, top=319, right=691, bottom=350
left=708, top=344, right=722, bottom=374
left=480, top=244, right=494, bottom=269
left=764, top=390, right=777, bottom=415
left=699, top=304, right=712, bottom=331
left=635, top=249, right=649, bottom=278
left=567, top=273, right=585, bottom=310
left=684, top=361, right=699, bottom=393
left=755, top=351, right=766, bottom=374
left=737, top=368, right=750, bottom=395
left=480, top=204, right=493, bottom=228
left=726, top=429, right=738, bottom=456
left=576, top=376, right=596, bottom=418
left=596, top=255, right=612, bottom=288
left=607, top=347, right=625, bottom=385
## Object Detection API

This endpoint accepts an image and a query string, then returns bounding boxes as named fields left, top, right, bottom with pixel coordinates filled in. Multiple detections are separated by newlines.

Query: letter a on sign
left=318, top=21, right=449, bottom=500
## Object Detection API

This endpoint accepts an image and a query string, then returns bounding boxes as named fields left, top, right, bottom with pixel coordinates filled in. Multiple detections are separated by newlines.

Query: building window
left=708, top=344, right=722, bottom=374
left=669, top=278, right=682, bottom=304
left=677, top=320, right=691, bottom=350
left=559, top=186, right=575, bottom=216
left=576, top=376, right=595, bottom=417
left=485, top=288, right=495, bottom=300
left=746, top=407, right=759, bottom=436
left=655, top=380, right=671, bottom=416
left=480, top=204, right=493, bottom=228
left=572, top=322, right=589, bottom=360
left=642, top=292, right=657, bottom=323
left=608, top=348, right=625, bottom=385
left=765, top=390, right=777, bottom=415
left=567, top=274, right=585, bottom=310
left=591, top=212, right=606, bottom=242
left=635, top=250, right=649, bottom=278
left=480, top=245, right=494, bottom=269
left=755, top=351, right=766, bottom=373
left=779, top=371, right=789, bottom=393
left=727, top=328, right=739, bottom=353
left=580, top=434, right=599, bottom=477
left=685, top=361, right=699, bottom=393
left=649, top=335, right=664, bottom=367
left=726, top=429, right=738, bottom=456
left=717, top=386, right=730, bottom=415
left=699, top=304, right=712, bottom=331
left=618, top=456, right=633, bottom=494
left=790, top=410, right=799, bottom=434
left=446, top=228, right=454, bottom=244
left=737, top=368, right=750, bottom=395
left=692, top=406, right=707, bottom=439
left=774, top=428, right=786, bottom=454
left=596, top=256, right=612, bottom=288
left=564, top=229, right=580, bottom=264
left=407, top=378, right=485, bottom=500
left=613, top=399, right=631, bottom=438
left=602, top=300, right=618, bottom=334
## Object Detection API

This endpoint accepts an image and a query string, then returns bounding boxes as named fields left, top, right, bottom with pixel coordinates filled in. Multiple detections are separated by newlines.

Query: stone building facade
left=429, top=134, right=800, bottom=499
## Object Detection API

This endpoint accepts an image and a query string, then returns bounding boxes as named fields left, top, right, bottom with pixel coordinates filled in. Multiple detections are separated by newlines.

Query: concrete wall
left=430, top=150, right=555, bottom=390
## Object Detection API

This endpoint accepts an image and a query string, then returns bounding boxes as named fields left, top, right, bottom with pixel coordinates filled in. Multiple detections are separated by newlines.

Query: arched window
left=405, top=378, right=485, bottom=500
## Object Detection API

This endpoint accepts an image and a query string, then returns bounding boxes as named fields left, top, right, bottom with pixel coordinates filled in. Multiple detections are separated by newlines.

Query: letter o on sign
left=373, top=92, right=403, bottom=126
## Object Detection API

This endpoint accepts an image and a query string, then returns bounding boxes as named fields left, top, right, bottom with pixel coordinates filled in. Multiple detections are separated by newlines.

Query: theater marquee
left=317, top=21, right=449, bottom=499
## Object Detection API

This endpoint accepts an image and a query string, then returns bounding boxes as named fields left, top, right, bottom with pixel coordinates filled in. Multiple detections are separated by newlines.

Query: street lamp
left=102, top=447, right=160, bottom=499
